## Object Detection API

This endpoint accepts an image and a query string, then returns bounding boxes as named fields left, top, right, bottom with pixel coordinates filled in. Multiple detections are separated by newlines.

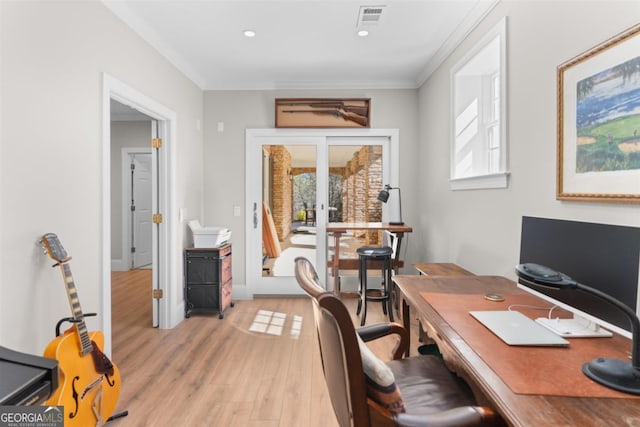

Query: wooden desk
left=393, top=274, right=640, bottom=426
left=411, top=263, right=475, bottom=352
left=414, top=262, right=475, bottom=276
left=326, top=222, right=412, bottom=293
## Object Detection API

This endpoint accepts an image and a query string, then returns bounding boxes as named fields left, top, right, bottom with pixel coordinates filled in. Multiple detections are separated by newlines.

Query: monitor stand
left=535, top=315, right=613, bottom=338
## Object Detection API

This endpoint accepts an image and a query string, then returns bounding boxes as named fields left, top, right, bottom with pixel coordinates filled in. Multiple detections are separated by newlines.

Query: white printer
left=188, top=220, right=231, bottom=248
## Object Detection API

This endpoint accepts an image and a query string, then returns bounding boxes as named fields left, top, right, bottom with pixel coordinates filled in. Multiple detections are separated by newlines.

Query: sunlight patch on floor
left=291, top=315, right=303, bottom=339
left=248, top=309, right=303, bottom=339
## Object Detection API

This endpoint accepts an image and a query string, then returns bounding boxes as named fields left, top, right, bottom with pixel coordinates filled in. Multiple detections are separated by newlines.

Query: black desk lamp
left=377, top=184, right=403, bottom=225
left=515, top=262, right=640, bottom=395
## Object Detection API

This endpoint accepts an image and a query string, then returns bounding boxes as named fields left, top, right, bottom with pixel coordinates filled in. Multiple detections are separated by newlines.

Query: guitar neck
left=60, top=262, right=93, bottom=356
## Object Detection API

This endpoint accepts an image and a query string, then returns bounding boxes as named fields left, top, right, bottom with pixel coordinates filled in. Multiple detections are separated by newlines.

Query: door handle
left=253, top=202, right=258, bottom=229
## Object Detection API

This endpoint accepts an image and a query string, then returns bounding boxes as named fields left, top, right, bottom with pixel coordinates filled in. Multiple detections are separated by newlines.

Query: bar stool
left=355, top=245, right=394, bottom=326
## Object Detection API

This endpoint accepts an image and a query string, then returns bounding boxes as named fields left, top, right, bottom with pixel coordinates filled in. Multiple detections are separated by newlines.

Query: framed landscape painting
left=557, top=24, right=640, bottom=203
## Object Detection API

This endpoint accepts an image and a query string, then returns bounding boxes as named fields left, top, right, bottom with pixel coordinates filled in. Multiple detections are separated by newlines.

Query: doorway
left=245, top=129, right=398, bottom=296
left=111, top=104, right=158, bottom=327
left=102, top=74, right=176, bottom=356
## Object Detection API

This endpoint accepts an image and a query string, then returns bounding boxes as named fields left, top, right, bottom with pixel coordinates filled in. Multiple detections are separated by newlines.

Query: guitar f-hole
left=70, top=376, right=80, bottom=419
left=105, top=374, right=115, bottom=387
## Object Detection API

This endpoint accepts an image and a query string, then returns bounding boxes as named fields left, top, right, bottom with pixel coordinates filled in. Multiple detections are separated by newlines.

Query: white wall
left=202, top=89, right=419, bottom=289
left=418, top=0, right=640, bottom=279
left=0, top=1, right=203, bottom=354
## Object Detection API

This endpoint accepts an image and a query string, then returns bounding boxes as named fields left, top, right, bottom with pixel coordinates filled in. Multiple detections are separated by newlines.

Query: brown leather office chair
left=294, top=257, right=495, bottom=427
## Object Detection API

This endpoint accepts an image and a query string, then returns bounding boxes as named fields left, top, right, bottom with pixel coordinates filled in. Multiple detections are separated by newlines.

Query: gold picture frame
left=557, top=24, right=640, bottom=203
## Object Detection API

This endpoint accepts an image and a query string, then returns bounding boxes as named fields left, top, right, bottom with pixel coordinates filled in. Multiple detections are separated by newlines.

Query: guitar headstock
left=41, top=233, right=71, bottom=264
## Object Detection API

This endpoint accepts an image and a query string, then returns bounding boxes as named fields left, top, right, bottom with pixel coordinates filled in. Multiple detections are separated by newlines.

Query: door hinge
left=152, top=138, right=163, bottom=148
left=152, top=213, right=163, bottom=224
left=152, top=289, right=163, bottom=299
left=131, top=247, right=136, bottom=253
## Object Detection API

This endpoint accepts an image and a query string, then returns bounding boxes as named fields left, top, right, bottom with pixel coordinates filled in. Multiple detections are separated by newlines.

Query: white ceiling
left=103, top=0, right=497, bottom=90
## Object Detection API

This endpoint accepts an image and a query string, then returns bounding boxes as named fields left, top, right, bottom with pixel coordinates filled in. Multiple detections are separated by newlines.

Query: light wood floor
left=109, top=269, right=412, bottom=426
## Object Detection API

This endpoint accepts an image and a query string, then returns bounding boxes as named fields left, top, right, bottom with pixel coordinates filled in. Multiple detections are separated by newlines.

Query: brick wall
left=269, top=146, right=292, bottom=240
left=341, top=146, right=383, bottom=244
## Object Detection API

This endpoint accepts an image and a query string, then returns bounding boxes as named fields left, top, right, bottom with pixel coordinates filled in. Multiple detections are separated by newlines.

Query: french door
left=245, top=129, right=398, bottom=296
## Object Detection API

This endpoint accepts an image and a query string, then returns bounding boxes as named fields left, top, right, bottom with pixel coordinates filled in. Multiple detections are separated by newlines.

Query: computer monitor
left=517, top=216, right=640, bottom=339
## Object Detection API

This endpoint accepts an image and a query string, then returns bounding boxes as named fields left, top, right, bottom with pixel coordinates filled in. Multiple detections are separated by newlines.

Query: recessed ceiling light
left=357, top=30, right=369, bottom=37
left=243, top=30, right=256, bottom=38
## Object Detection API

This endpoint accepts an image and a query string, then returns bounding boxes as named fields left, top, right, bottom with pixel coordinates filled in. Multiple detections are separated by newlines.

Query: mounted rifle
left=279, top=101, right=368, bottom=116
left=282, top=109, right=368, bottom=127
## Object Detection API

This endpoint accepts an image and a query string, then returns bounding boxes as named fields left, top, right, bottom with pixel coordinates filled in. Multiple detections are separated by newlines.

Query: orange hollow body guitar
left=41, top=233, right=121, bottom=426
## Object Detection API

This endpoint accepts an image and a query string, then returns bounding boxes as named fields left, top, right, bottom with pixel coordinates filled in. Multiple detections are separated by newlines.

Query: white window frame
left=450, top=17, right=509, bottom=190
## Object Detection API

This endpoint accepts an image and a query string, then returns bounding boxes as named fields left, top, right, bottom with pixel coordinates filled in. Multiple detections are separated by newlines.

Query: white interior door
left=131, top=153, right=153, bottom=268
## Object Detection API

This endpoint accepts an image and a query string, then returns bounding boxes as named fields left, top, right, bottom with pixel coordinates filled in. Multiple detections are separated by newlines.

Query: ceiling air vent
left=357, top=5, right=386, bottom=26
